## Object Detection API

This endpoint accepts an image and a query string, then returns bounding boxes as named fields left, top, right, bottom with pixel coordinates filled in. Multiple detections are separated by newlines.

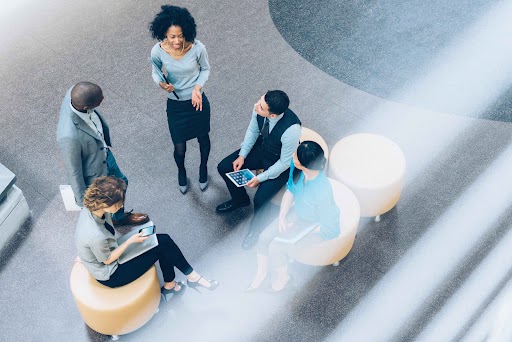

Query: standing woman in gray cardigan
left=150, top=5, right=211, bottom=194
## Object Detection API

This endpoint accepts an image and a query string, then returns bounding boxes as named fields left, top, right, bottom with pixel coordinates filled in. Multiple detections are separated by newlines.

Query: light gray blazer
left=75, top=209, right=118, bottom=281
left=56, top=88, right=112, bottom=205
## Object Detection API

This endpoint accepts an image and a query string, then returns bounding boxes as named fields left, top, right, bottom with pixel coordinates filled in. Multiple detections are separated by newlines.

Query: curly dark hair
left=149, top=5, right=197, bottom=42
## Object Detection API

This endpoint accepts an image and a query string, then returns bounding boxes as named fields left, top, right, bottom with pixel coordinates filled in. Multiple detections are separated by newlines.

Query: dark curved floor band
left=269, top=0, right=511, bottom=122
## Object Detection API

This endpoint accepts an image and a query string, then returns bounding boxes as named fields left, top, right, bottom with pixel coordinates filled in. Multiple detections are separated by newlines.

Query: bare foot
left=188, top=273, right=213, bottom=288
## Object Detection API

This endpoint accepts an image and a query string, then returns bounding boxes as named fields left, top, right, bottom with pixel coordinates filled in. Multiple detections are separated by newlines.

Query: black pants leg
left=155, top=234, right=193, bottom=282
left=217, top=146, right=266, bottom=203
left=249, top=170, right=289, bottom=234
left=98, top=234, right=193, bottom=288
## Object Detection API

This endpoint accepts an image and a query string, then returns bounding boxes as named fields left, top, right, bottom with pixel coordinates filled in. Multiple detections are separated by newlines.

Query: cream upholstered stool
left=288, top=178, right=360, bottom=266
left=268, top=127, right=330, bottom=205
left=70, top=258, right=160, bottom=340
left=328, top=133, right=406, bottom=221
left=299, top=127, right=329, bottom=165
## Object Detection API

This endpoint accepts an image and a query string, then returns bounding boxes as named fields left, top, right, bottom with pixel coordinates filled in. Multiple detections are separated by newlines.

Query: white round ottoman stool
left=299, top=127, right=329, bottom=159
left=328, top=133, right=406, bottom=221
left=289, top=178, right=360, bottom=266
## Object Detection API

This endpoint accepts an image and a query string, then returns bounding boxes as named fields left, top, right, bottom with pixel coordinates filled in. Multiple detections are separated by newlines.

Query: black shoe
left=215, top=199, right=250, bottom=214
left=178, top=169, right=188, bottom=194
left=161, top=281, right=186, bottom=302
left=187, top=276, right=219, bottom=293
left=242, top=231, right=259, bottom=250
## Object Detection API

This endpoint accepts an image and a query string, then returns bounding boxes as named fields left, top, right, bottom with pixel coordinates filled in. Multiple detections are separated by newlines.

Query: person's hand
left=279, top=216, right=292, bottom=233
left=159, top=82, right=175, bottom=93
left=246, top=177, right=260, bottom=188
left=232, top=156, right=245, bottom=171
left=191, top=85, right=203, bottom=111
left=127, top=232, right=149, bottom=244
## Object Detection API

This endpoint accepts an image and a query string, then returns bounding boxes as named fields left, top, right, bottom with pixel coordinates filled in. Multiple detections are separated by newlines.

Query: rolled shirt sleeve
left=257, top=124, right=301, bottom=182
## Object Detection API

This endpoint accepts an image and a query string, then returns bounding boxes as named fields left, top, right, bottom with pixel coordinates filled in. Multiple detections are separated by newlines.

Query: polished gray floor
left=269, top=0, right=512, bottom=122
left=1, top=1, right=511, bottom=341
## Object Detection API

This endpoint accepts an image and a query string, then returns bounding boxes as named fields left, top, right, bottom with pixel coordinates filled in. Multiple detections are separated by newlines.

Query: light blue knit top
left=150, top=40, right=210, bottom=101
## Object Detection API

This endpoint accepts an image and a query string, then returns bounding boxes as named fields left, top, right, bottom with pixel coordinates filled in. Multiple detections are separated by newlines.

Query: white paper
left=59, top=185, right=81, bottom=211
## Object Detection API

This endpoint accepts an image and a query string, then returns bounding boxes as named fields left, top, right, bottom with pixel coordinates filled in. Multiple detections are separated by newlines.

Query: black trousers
left=217, top=144, right=289, bottom=233
left=99, top=234, right=193, bottom=288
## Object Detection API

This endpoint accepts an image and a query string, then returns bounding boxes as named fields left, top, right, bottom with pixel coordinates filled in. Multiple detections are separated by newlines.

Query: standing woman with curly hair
left=150, top=5, right=211, bottom=194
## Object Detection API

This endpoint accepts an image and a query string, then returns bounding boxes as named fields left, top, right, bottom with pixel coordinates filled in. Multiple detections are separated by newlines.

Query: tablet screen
left=226, top=169, right=255, bottom=187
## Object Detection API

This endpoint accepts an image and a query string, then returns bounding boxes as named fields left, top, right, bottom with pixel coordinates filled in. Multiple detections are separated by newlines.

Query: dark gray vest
left=256, top=108, right=301, bottom=165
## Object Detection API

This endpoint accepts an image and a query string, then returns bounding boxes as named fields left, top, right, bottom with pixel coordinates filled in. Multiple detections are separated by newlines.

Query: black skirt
left=166, top=93, right=211, bottom=144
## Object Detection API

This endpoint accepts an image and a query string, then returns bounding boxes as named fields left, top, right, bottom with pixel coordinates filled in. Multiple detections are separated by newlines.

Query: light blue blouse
left=150, top=40, right=210, bottom=101
left=286, top=161, right=341, bottom=240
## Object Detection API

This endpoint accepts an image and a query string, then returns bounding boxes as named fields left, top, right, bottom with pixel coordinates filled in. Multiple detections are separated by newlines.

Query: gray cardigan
left=150, top=40, right=210, bottom=101
left=56, top=88, right=111, bottom=206
left=75, top=209, right=118, bottom=281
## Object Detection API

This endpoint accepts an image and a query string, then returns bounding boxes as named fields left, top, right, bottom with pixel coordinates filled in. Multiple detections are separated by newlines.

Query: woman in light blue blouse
left=150, top=5, right=211, bottom=194
left=248, top=141, right=341, bottom=292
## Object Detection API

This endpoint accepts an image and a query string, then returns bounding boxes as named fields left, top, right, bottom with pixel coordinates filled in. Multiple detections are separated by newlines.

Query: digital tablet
left=117, top=221, right=159, bottom=264
left=274, top=222, right=319, bottom=244
left=226, top=169, right=255, bottom=187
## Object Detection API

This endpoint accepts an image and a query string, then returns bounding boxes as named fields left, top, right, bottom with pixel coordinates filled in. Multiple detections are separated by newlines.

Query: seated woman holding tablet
left=75, top=176, right=218, bottom=301
left=248, top=141, right=340, bottom=292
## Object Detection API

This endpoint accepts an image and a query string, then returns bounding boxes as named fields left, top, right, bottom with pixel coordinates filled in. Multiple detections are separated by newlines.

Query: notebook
left=273, top=222, right=319, bottom=244
left=117, top=221, right=159, bottom=264
left=59, top=185, right=81, bottom=211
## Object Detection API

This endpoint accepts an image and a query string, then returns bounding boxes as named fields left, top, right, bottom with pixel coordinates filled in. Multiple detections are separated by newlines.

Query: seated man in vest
left=216, top=90, right=301, bottom=249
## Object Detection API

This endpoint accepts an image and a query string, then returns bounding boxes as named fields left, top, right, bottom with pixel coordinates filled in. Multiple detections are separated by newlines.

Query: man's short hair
left=71, top=82, right=103, bottom=108
left=264, top=90, right=289, bottom=115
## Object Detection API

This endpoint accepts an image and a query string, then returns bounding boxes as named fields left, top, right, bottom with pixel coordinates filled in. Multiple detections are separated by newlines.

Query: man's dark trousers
left=217, top=143, right=289, bottom=234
